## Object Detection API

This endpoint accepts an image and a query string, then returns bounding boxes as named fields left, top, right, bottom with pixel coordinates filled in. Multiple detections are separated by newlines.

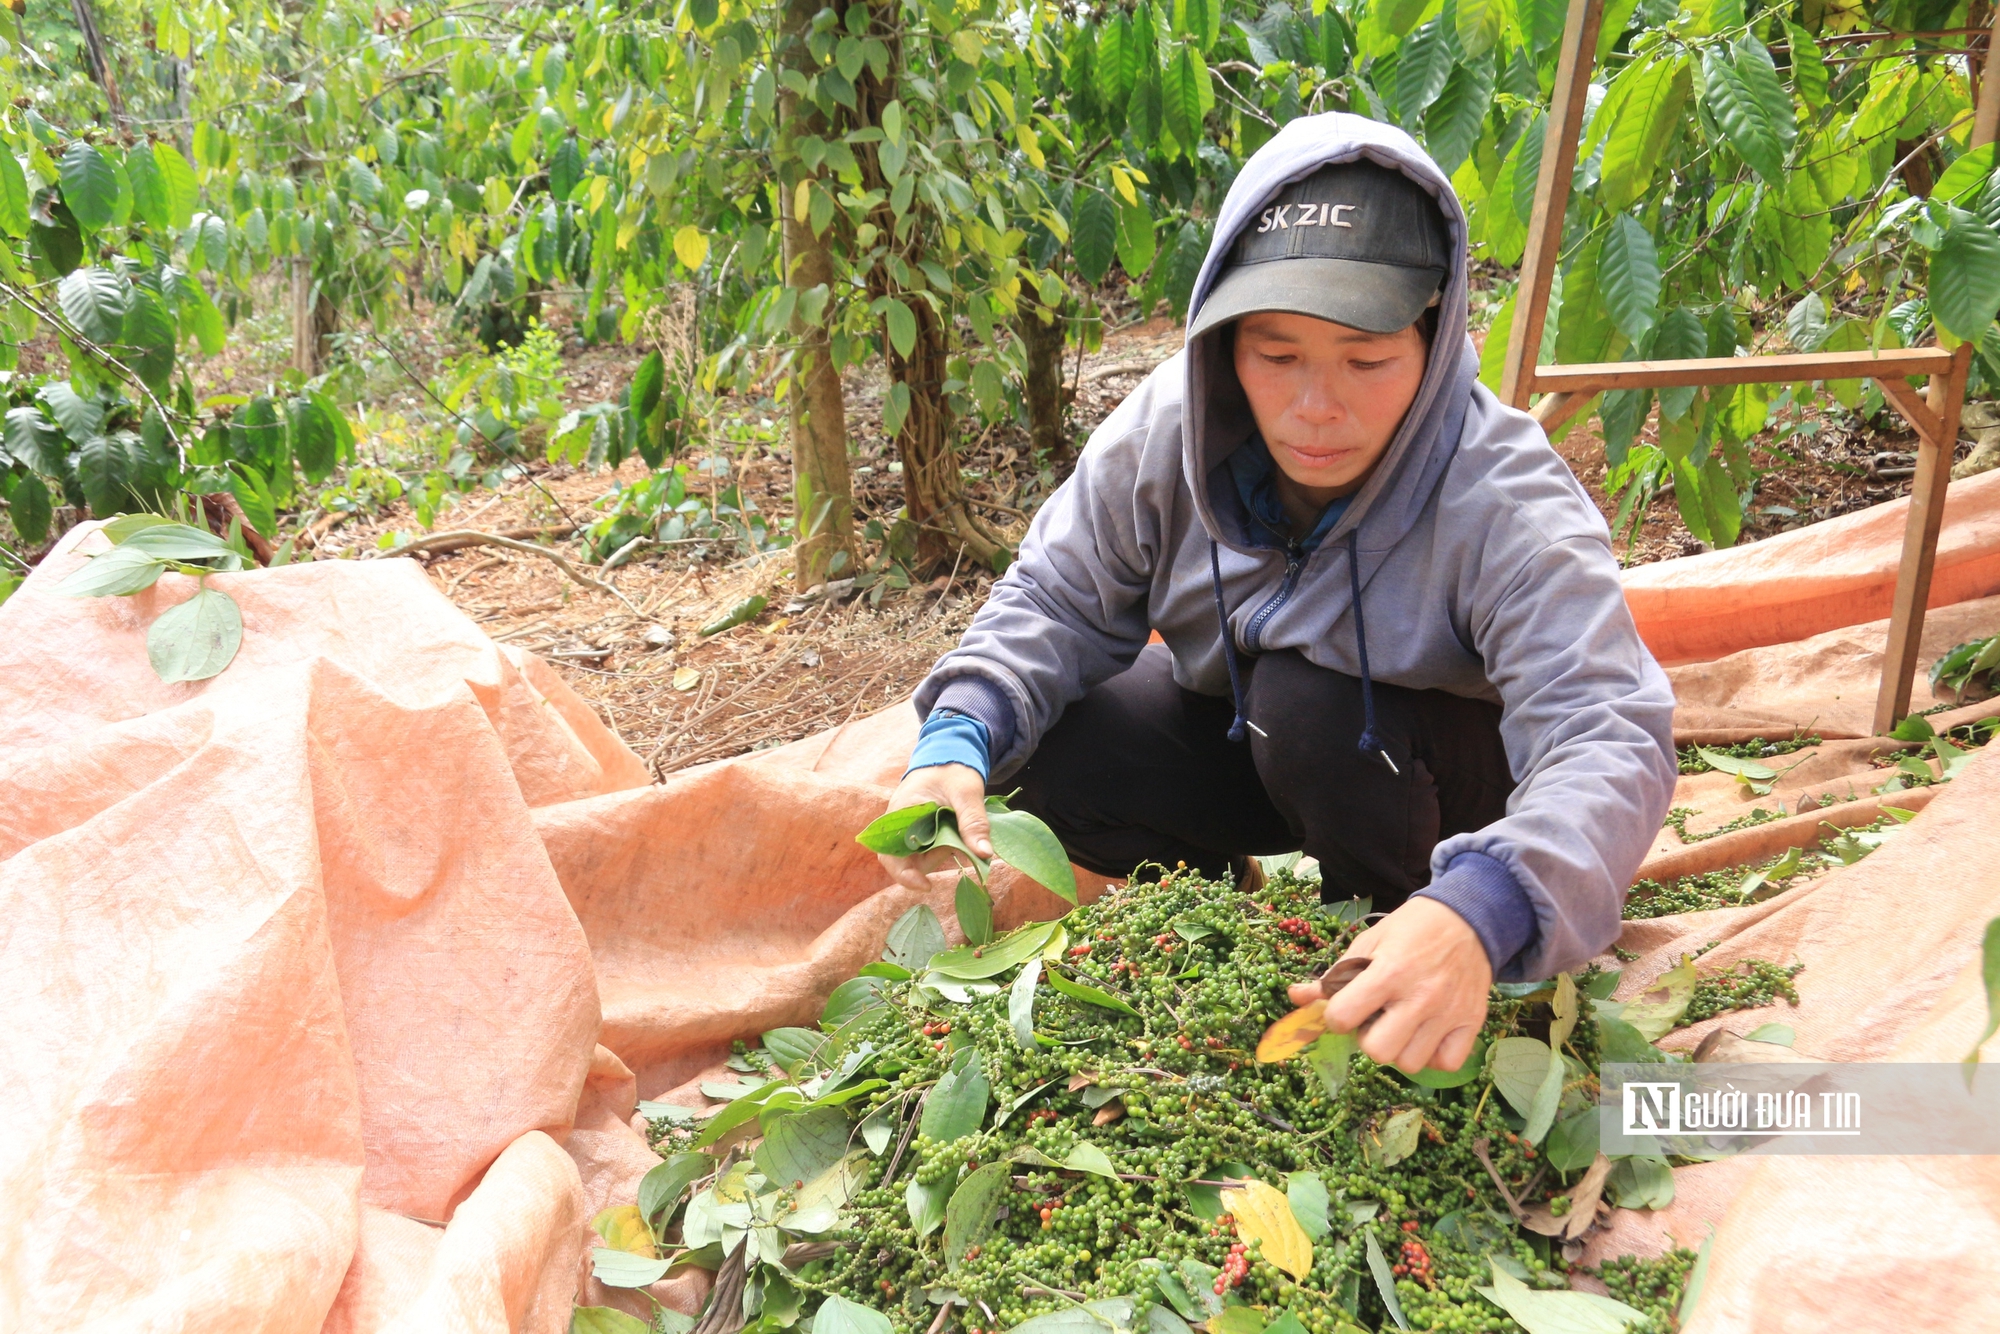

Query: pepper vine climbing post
left=1500, top=0, right=2000, bottom=733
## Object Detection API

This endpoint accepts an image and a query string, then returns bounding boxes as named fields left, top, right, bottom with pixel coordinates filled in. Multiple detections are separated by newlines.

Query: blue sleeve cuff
left=905, top=711, right=991, bottom=781
left=931, top=677, right=1016, bottom=760
left=1415, top=851, right=1539, bottom=978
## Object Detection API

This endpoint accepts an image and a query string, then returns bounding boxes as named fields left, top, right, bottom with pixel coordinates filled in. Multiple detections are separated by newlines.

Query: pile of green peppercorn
left=751, top=868, right=1696, bottom=1334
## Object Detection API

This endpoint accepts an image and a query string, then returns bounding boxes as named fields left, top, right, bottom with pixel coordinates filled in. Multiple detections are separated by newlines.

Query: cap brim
left=1186, top=257, right=1445, bottom=340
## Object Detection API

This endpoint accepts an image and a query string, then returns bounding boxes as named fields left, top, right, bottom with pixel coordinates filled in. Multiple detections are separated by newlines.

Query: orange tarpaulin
left=2, top=479, right=1998, bottom=1331
left=1623, top=466, right=2000, bottom=668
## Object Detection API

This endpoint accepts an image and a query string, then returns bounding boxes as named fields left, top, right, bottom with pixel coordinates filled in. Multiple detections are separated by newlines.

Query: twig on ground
left=381, top=529, right=642, bottom=613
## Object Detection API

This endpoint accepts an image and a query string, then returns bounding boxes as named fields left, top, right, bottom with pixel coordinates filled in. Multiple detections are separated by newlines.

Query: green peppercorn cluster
left=769, top=869, right=1693, bottom=1334
left=1592, top=1248, right=1701, bottom=1334
left=1681, top=959, right=1804, bottom=1025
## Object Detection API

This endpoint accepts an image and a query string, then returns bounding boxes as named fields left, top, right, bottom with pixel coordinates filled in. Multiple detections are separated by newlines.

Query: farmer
left=874, top=113, right=1677, bottom=1076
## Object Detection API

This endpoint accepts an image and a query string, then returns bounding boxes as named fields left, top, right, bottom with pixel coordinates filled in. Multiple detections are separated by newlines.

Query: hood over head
left=1184, top=113, right=1478, bottom=561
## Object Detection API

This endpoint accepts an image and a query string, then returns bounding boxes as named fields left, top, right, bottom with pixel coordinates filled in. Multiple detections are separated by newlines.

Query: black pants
left=1007, top=644, right=1515, bottom=910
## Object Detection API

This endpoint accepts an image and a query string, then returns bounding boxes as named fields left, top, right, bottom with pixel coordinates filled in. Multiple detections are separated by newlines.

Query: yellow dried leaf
left=1549, top=972, right=1579, bottom=1052
left=591, top=1204, right=656, bottom=1257
left=1256, top=1005, right=1328, bottom=1063
left=673, top=667, right=700, bottom=691
left=1219, top=1178, right=1312, bottom=1281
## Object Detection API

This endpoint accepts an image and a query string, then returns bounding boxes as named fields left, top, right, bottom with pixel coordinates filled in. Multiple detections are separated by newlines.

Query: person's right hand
left=877, top=763, right=991, bottom=891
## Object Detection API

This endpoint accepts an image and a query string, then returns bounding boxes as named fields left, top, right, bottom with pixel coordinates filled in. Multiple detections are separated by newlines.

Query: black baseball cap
left=1188, top=160, right=1452, bottom=339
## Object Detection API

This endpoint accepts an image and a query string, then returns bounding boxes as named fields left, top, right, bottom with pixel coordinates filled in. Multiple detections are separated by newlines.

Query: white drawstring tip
left=1379, top=750, right=1399, bottom=775
left=1246, top=720, right=1269, bottom=739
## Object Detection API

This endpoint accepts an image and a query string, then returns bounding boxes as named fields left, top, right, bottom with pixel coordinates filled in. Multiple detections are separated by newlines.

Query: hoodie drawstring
left=1346, top=528, right=1397, bottom=774
left=1210, top=541, right=1250, bottom=743
left=1209, top=530, right=1398, bottom=773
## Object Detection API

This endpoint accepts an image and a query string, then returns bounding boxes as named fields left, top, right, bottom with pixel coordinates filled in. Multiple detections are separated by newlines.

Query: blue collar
left=1226, top=433, right=1353, bottom=553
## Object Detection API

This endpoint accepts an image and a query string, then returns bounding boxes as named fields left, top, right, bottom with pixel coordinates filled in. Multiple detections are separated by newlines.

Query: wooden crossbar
left=1501, top=0, right=2000, bottom=734
left=1526, top=348, right=1958, bottom=394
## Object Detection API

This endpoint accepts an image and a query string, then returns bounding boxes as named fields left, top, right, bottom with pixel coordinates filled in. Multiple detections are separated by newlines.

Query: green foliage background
left=4, top=0, right=2000, bottom=592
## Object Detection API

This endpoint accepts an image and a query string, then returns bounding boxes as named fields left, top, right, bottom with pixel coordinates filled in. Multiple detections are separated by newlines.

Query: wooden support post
left=1498, top=0, right=1601, bottom=410
left=1872, top=344, right=1974, bottom=733
left=1870, top=3, right=2000, bottom=731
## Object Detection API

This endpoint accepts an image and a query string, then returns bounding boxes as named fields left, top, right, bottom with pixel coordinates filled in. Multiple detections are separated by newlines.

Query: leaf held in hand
left=986, top=804, right=1079, bottom=903
left=1256, top=1004, right=1328, bottom=1063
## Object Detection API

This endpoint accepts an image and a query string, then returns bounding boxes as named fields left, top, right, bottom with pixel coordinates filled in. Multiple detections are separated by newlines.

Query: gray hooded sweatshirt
left=912, top=112, right=1677, bottom=983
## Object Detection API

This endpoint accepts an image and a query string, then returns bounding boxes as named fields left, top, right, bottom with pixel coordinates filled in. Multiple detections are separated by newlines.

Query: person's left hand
left=1285, top=896, right=1492, bottom=1074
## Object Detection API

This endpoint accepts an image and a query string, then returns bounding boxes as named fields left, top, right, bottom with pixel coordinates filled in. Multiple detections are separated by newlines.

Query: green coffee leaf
left=1599, top=214, right=1660, bottom=342
left=638, top=1152, right=709, bottom=1224
left=1606, top=1156, right=1675, bottom=1210
left=1409, top=1036, right=1487, bottom=1089
left=956, top=875, right=994, bottom=947
left=1396, top=17, right=1452, bottom=120
left=699, top=593, right=767, bottom=636
left=944, top=1162, right=1012, bottom=1269
left=1598, top=55, right=1690, bottom=212
left=1933, top=144, right=1997, bottom=206
left=1489, top=1037, right=1557, bottom=1118
left=1010, top=955, right=1041, bottom=1049
left=1114, top=193, right=1156, bottom=279
left=883, top=299, right=917, bottom=359
left=820, top=975, right=887, bottom=1030
left=928, top=922, right=1058, bottom=980
left=59, top=545, right=166, bottom=597
left=152, top=143, right=198, bottom=230
left=1044, top=968, right=1139, bottom=1016
left=0, top=149, right=27, bottom=239
left=1363, top=1230, right=1410, bottom=1330
left=1963, top=916, right=2000, bottom=1086
left=920, top=1047, right=990, bottom=1143
left=1303, top=1030, right=1357, bottom=1097
left=1423, top=55, right=1496, bottom=177
left=58, top=142, right=119, bottom=234
left=1286, top=1171, right=1330, bottom=1240
left=814, top=1294, right=896, bottom=1334
left=1162, top=47, right=1207, bottom=155
left=885, top=904, right=947, bottom=970
left=119, top=522, right=237, bottom=563
left=147, top=588, right=244, bottom=683
left=1072, top=189, right=1119, bottom=286
left=986, top=804, right=1078, bottom=904
left=57, top=266, right=132, bottom=345
left=906, top=1173, right=950, bottom=1238
left=1930, top=207, right=2000, bottom=342
left=1544, top=1108, right=1599, bottom=1173
left=590, top=1248, right=673, bottom=1288
left=1474, top=1257, right=1646, bottom=1332
left=756, top=1106, right=850, bottom=1188
left=857, top=803, right=942, bottom=855
left=1701, top=38, right=1794, bottom=186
